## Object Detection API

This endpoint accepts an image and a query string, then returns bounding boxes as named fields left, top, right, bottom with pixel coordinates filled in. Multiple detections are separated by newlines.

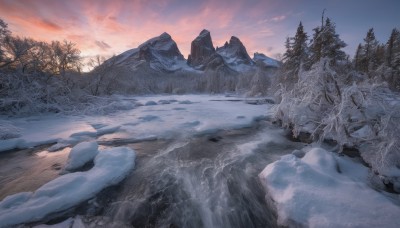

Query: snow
left=259, top=147, right=400, bottom=228
left=253, top=53, right=280, bottom=68
left=0, top=95, right=272, bottom=152
left=350, top=125, right=373, bottom=139
left=0, top=146, right=135, bottom=227
left=114, top=48, right=139, bottom=65
left=216, top=51, right=254, bottom=72
left=64, top=141, right=99, bottom=171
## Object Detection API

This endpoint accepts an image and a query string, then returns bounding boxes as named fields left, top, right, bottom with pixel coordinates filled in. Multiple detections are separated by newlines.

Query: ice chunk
left=64, top=141, right=99, bottom=171
left=178, top=100, right=193, bottom=104
left=138, top=115, right=159, bottom=122
left=0, top=147, right=135, bottom=227
left=259, top=147, right=400, bottom=227
left=158, top=100, right=171, bottom=104
left=145, top=101, right=157, bottom=106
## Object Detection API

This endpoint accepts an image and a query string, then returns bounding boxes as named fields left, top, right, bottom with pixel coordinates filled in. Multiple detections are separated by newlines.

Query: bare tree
left=48, top=40, right=81, bottom=76
left=0, top=36, right=35, bottom=71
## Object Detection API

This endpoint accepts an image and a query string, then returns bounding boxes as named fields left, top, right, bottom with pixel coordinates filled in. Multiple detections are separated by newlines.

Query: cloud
left=0, top=0, right=286, bottom=58
left=35, top=19, right=62, bottom=31
left=271, top=15, right=287, bottom=22
left=94, top=40, right=112, bottom=50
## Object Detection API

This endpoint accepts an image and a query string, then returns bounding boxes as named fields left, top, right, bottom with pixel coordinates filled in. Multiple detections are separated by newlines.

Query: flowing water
left=0, top=120, right=303, bottom=228
left=92, top=122, right=301, bottom=228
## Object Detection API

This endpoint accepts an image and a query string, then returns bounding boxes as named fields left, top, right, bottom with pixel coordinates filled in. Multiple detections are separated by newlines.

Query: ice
left=33, top=217, right=73, bottom=228
left=350, top=125, right=373, bottom=139
left=0, top=120, right=21, bottom=140
left=0, top=146, right=135, bottom=227
left=138, top=115, right=160, bottom=122
left=0, top=95, right=272, bottom=152
left=145, top=101, right=157, bottom=106
left=178, top=100, right=193, bottom=104
left=158, top=100, right=170, bottom=104
left=64, top=141, right=99, bottom=171
left=259, top=147, right=400, bottom=228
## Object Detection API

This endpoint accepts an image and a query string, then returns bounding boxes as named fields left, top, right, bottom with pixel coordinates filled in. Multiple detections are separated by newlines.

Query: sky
left=0, top=0, right=399, bottom=62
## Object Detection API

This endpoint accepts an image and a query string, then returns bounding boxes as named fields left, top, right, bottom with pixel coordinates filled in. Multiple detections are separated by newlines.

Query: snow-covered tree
left=282, top=22, right=309, bottom=84
left=0, top=36, right=36, bottom=72
left=48, top=40, right=81, bottom=76
left=309, top=17, right=347, bottom=67
left=0, top=18, right=11, bottom=65
left=386, top=28, right=400, bottom=67
left=279, top=23, right=309, bottom=91
left=384, top=28, right=400, bottom=90
left=356, top=28, right=380, bottom=76
left=354, top=44, right=363, bottom=71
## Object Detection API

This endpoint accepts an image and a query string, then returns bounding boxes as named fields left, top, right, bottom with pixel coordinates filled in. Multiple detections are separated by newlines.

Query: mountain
left=186, top=30, right=256, bottom=72
left=253, top=53, right=280, bottom=68
left=108, top=32, right=191, bottom=72
left=216, top=36, right=254, bottom=70
left=103, top=30, right=279, bottom=74
left=91, top=30, right=280, bottom=95
left=187, top=29, right=215, bottom=69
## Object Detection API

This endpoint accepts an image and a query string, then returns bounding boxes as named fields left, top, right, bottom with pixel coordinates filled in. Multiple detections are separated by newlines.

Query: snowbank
left=0, top=147, right=135, bottom=227
left=259, top=147, right=400, bottom=228
left=64, top=141, right=99, bottom=171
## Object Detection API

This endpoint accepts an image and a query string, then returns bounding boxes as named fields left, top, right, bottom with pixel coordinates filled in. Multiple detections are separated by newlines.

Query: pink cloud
left=0, top=0, right=286, bottom=58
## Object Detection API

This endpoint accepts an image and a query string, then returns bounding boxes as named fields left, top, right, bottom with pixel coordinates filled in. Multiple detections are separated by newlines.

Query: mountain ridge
left=103, top=30, right=279, bottom=73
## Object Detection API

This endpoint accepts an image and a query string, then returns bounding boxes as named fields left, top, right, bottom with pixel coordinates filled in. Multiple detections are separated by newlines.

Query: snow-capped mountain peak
left=253, top=52, right=280, bottom=68
left=215, top=36, right=254, bottom=71
left=103, top=30, right=280, bottom=74
left=107, top=32, right=190, bottom=72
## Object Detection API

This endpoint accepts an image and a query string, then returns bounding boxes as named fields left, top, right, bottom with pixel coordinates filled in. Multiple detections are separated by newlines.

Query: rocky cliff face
left=186, top=31, right=256, bottom=72
left=187, top=30, right=215, bottom=69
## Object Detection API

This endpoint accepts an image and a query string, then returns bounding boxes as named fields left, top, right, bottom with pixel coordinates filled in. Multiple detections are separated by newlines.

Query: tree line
left=0, top=19, right=82, bottom=76
left=282, top=15, right=400, bottom=91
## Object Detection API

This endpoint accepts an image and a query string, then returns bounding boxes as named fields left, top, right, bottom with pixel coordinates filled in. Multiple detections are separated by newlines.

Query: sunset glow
left=1, top=0, right=399, bottom=60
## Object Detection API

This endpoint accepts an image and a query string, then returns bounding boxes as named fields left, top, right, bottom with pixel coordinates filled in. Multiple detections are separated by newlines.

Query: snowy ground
left=259, top=147, right=400, bottom=228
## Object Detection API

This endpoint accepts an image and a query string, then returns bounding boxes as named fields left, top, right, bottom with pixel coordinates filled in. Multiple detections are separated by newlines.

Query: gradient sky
left=1, top=0, right=399, bottom=61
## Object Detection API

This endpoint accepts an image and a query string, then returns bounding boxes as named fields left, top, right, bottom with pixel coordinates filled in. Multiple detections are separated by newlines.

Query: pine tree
left=360, top=28, right=379, bottom=74
left=385, top=28, right=400, bottom=90
left=386, top=28, right=400, bottom=68
left=354, top=44, right=363, bottom=71
left=282, top=22, right=309, bottom=84
left=375, top=44, right=385, bottom=68
left=309, top=17, right=347, bottom=66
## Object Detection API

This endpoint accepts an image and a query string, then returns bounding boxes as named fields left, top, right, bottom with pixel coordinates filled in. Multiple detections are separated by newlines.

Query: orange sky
left=0, top=0, right=290, bottom=60
left=1, top=0, right=399, bottom=62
